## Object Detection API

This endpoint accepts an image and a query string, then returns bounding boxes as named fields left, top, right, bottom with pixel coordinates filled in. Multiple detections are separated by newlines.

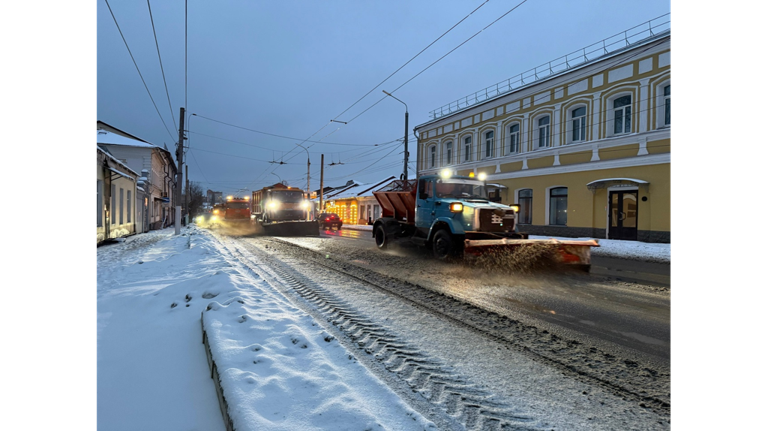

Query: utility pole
left=320, top=154, right=324, bottom=214
left=403, top=110, right=409, bottom=181
left=174, top=107, right=185, bottom=235
left=185, top=164, right=189, bottom=225
left=382, top=90, right=408, bottom=181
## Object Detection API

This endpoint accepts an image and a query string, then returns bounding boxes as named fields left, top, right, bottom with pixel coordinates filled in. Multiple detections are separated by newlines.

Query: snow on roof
left=324, top=177, right=397, bottom=200
left=97, top=130, right=157, bottom=149
left=97, top=146, right=139, bottom=177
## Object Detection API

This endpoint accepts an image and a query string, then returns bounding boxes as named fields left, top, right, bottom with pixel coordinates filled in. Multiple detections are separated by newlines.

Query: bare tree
left=185, top=182, right=206, bottom=217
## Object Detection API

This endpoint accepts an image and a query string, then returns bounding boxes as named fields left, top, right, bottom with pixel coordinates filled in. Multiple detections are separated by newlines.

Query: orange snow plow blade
left=463, top=238, right=600, bottom=268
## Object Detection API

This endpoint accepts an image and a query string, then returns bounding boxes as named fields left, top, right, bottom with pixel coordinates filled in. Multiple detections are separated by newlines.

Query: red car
left=317, top=213, right=343, bottom=230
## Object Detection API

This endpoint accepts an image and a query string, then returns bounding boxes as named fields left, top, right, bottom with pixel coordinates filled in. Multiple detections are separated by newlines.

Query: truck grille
left=478, top=208, right=514, bottom=232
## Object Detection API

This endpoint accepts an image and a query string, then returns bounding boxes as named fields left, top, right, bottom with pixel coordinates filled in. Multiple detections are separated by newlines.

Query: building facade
left=97, top=147, right=139, bottom=243
left=97, top=122, right=178, bottom=231
left=414, top=30, right=670, bottom=243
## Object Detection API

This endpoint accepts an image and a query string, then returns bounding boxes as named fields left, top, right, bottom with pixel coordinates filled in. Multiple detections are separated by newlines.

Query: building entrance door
left=609, top=190, right=638, bottom=240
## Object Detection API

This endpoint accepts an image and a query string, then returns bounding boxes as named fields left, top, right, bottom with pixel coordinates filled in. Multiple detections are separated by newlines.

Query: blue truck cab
left=373, top=174, right=527, bottom=259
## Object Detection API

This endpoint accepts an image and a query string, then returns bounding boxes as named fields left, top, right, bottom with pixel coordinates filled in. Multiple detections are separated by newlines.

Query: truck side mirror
left=490, top=196, right=501, bottom=203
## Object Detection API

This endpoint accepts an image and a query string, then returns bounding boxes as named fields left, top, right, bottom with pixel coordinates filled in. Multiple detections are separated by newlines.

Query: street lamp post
left=382, top=90, right=408, bottom=181
left=271, top=172, right=282, bottom=185
left=295, top=143, right=310, bottom=196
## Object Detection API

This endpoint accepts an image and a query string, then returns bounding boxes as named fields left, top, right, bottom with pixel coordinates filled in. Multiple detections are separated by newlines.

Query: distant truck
left=371, top=173, right=598, bottom=269
left=251, top=184, right=317, bottom=236
left=223, top=196, right=251, bottom=222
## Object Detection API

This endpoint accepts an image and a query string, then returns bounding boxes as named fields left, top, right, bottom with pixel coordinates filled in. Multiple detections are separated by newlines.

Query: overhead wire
left=103, top=0, right=176, bottom=142
left=146, top=0, right=177, bottom=132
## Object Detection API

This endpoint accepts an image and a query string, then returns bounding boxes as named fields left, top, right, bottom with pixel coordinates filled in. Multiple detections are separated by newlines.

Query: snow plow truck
left=251, top=184, right=318, bottom=236
left=371, top=173, right=598, bottom=271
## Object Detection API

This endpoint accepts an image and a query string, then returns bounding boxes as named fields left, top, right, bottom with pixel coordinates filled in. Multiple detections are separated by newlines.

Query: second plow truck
left=372, top=172, right=598, bottom=270
left=251, top=183, right=318, bottom=236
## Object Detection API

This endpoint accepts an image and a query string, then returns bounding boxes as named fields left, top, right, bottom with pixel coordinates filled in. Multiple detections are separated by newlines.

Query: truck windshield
left=227, top=202, right=249, bottom=209
left=435, top=179, right=487, bottom=200
left=273, top=190, right=304, bottom=203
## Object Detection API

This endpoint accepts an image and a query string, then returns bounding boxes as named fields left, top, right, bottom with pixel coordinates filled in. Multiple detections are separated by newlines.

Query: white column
left=522, top=113, right=530, bottom=152
left=553, top=104, right=562, bottom=147
left=639, top=78, right=650, bottom=133
left=592, top=93, right=602, bottom=141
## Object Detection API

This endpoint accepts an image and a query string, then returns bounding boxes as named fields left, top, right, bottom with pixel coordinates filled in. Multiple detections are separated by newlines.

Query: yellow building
left=415, top=23, right=670, bottom=243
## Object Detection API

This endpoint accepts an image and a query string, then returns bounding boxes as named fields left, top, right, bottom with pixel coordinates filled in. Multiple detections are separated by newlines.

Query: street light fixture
left=382, top=90, right=409, bottom=181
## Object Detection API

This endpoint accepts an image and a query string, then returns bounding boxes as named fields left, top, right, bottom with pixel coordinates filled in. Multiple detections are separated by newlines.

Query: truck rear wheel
left=374, top=225, right=388, bottom=249
left=432, top=229, right=456, bottom=260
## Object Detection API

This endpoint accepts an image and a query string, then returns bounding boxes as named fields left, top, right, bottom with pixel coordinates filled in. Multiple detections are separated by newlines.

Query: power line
left=330, top=0, right=492, bottom=123
left=103, top=0, right=176, bottom=142
left=146, top=0, right=177, bottom=132
left=346, top=0, right=532, bottom=125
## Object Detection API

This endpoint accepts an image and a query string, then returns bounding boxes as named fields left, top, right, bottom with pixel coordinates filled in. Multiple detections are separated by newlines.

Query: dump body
left=371, top=174, right=598, bottom=268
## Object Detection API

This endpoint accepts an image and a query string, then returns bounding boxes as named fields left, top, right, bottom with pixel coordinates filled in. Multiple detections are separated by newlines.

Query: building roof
left=97, top=129, right=156, bottom=148
left=97, top=146, right=139, bottom=177
left=324, top=176, right=396, bottom=200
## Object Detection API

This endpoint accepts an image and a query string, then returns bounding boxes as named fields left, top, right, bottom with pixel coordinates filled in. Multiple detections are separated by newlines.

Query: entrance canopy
left=586, top=178, right=648, bottom=191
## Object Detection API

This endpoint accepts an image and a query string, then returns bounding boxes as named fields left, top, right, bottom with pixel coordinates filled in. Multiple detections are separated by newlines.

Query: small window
left=571, top=107, right=586, bottom=142
left=127, top=190, right=132, bottom=223
left=538, top=116, right=551, bottom=148
left=664, top=85, right=670, bottom=126
left=613, top=95, right=632, bottom=134
left=464, top=136, right=472, bottom=162
left=509, top=124, right=520, bottom=154
left=484, top=131, right=494, bottom=158
left=445, top=141, right=453, bottom=165
left=549, top=187, right=567, bottom=226
left=518, top=189, right=532, bottom=224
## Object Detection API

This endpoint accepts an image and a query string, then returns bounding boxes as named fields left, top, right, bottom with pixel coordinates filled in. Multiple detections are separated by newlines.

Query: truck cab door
left=415, top=178, right=435, bottom=232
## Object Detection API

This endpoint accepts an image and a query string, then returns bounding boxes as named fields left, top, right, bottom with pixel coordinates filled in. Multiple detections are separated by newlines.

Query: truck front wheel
left=432, top=229, right=456, bottom=260
left=374, top=225, right=389, bottom=249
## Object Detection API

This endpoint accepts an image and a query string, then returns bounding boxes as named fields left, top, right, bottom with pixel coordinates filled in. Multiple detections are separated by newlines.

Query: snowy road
left=214, top=230, right=670, bottom=429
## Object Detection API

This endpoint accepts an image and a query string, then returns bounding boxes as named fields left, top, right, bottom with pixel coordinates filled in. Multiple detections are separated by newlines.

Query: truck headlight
left=211, top=215, right=218, bottom=221
left=450, top=202, right=463, bottom=213
left=509, top=204, right=520, bottom=212
left=268, top=201, right=278, bottom=209
left=301, top=201, right=309, bottom=209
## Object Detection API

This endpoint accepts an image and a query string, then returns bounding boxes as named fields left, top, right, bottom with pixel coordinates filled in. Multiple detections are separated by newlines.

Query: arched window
left=463, top=135, right=472, bottom=162
left=549, top=187, right=567, bottom=225
left=484, top=130, right=494, bottom=158
left=445, top=141, right=453, bottom=165
left=508, top=124, right=520, bottom=154
left=613, top=95, right=632, bottom=134
left=518, top=189, right=532, bottom=224
left=537, top=116, right=551, bottom=148
left=571, top=106, right=587, bottom=143
left=663, top=85, right=670, bottom=126
left=429, top=145, right=436, bottom=168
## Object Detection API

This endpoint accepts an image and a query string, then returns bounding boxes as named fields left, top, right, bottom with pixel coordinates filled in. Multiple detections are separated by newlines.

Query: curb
left=201, top=313, right=236, bottom=431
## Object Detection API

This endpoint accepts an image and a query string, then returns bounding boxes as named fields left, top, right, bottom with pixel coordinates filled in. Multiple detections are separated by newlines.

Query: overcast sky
left=97, top=0, right=671, bottom=195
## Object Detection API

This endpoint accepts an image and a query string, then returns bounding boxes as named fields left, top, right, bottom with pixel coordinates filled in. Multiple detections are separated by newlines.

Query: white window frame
left=609, top=93, right=633, bottom=136
left=483, top=130, right=495, bottom=159
left=545, top=185, right=568, bottom=226
left=429, top=145, right=437, bottom=168
left=535, top=115, right=551, bottom=149
left=463, top=135, right=472, bottom=163
left=445, top=141, right=453, bottom=166
left=507, top=123, right=521, bottom=154
left=655, top=80, right=671, bottom=129
left=568, top=105, right=587, bottom=144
